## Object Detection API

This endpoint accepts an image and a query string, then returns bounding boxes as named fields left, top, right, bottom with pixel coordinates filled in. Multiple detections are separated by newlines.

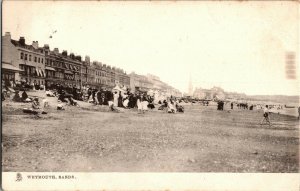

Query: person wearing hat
left=32, top=98, right=41, bottom=110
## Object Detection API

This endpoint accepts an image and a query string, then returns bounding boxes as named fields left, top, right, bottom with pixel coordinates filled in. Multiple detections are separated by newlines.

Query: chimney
left=53, top=48, right=59, bottom=54
left=32, top=41, right=39, bottom=49
left=70, top=53, right=75, bottom=59
left=62, top=50, right=68, bottom=56
left=85, top=56, right=90, bottom=64
left=75, top=55, right=82, bottom=61
left=19, top=37, right=25, bottom=46
left=43, top=44, right=50, bottom=49
left=5, top=32, right=11, bottom=39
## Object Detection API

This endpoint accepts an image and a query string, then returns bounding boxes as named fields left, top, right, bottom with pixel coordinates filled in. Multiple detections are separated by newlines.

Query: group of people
left=158, top=97, right=184, bottom=113
left=22, top=97, right=48, bottom=115
left=96, top=88, right=163, bottom=114
left=49, top=84, right=186, bottom=114
left=43, top=84, right=184, bottom=114
left=237, top=103, right=249, bottom=109
left=12, top=90, right=30, bottom=102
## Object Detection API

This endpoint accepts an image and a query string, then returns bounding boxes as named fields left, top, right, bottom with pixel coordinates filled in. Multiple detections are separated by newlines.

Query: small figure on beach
left=261, top=105, right=271, bottom=127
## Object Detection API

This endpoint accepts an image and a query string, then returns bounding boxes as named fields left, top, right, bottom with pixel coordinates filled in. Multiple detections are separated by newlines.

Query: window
left=20, top=52, right=24, bottom=59
left=41, top=58, right=44, bottom=63
left=29, top=55, right=32, bottom=61
left=24, top=54, right=28, bottom=60
left=38, top=58, right=40, bottom=63
left=31, top=67, right=35, bottom=75
left=34, top=57, right=37, bottom=62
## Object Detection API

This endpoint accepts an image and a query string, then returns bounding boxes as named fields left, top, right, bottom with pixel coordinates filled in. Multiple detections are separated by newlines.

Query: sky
left=2, top=1, right=299, bottom=95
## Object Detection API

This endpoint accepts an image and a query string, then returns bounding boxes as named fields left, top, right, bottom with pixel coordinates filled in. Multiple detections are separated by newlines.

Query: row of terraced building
left=2, top=32, right=182, bottom=97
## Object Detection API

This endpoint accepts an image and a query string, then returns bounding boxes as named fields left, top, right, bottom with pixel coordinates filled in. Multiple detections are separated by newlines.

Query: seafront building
left=129, top=72, right=181, bottom=97
left=193, top=86, right=246, bottom=100
left=2, top=33, right=181, bottom=96
left=2, top=32, right=45, bottom=87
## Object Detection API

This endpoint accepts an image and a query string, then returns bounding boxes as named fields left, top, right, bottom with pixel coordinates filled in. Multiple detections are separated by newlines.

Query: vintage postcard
left=1, top=1, right=299, bottom=190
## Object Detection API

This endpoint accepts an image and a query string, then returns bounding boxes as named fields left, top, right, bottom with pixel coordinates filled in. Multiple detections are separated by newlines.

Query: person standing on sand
left=231, top=102, right=233, bottom=110
left=261, top=105, right=271, bottom=127
left=141, top=93, right=149, bottom=112
left=298, top=106, right=300, bottom=120
left=137, top=93, right=142, bottom=114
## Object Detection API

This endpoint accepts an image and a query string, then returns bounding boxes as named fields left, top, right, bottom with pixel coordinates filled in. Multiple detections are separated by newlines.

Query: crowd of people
left=43, top=84, right=185, bottom=114
left=3, top=80, right=299, bottom=121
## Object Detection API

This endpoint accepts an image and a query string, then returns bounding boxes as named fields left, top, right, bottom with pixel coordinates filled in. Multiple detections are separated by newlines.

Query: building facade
left=129, top=72, right=182, bottom=96
left=44, top=47, right=82, bottom=89
left=2, top=32, right=45, bottom=87
left=193, top=86, right=246, bottom=100
left=2, top=33, right=181, bottom=95
left=129, top=72, right=153, bottom=92
left=2, top=32, right=23, bottom=86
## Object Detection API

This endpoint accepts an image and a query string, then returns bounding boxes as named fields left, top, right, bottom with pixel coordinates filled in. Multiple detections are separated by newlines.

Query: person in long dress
left=141, top=93, right=148, bottom=112
left=137, top=93, right=143, bottom=114
left=113, top=91, right=119, bottom=107
left=123, top=98, right=129, bottom=108
left=167, top=98, right=176, bottom=113
left=118, top=91, right=123, bottom=107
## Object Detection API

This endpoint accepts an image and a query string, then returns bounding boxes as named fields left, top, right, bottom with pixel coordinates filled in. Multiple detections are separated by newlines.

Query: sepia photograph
left=1, top=0, right=299, bottom=190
